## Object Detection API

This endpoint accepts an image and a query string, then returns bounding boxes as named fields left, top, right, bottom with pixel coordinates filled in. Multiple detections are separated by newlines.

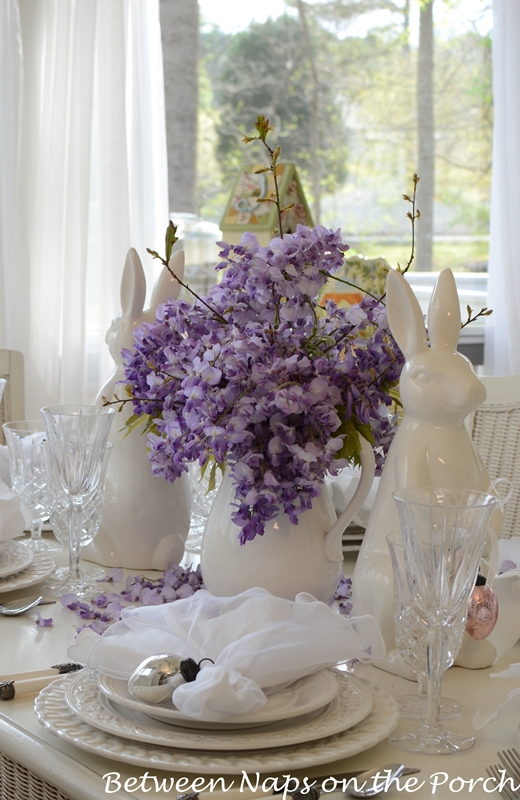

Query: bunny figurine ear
left=428, top=268, right=461, bottom=352
left=386, top=268, right=427, bottom=357
left=168, top=250, right=185, bottom=298
left=121, top=248, right=146, bottom=322
left=148, top=250, right=185, bottom=312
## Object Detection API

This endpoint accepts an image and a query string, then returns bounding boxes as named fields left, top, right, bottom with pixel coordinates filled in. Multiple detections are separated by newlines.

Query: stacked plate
left=35, top=665, right=400, bottom=774
left=0, top=540, right=55, bottom=593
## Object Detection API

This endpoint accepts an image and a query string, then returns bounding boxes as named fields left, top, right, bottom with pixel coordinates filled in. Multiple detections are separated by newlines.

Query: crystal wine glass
left=387, top=530, right=465, bottom=721
left=184, top=461, right=221, bottom=555
left=2, top=420, right=60, bottom=552
left=41, top=405, right=114, bottom=597
left=390, top=486, right=499, bottom=755
left=43, top=441, right=112, bottom=591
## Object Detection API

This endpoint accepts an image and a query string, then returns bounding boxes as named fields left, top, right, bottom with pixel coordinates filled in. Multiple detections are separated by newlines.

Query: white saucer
left=66, top=668, right=373, bottom=750
left=99, top=667, right=339, bottom=729
left=0, top=552, right=56, bottom=593
left=35, top=673, right=399, bottom=774
left=0, top=540, right=34, bottom=578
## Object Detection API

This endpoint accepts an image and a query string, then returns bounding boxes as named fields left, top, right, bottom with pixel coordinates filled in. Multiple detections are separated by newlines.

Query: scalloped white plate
left=99, top=668, right=339, bottom=729
left=35, top=674, right=399, bottom=774
left=0, top=540, right=34, bottom=578
left=0, top=552, right=55, bottom=593
left=65, top=669, right=373, bottom=751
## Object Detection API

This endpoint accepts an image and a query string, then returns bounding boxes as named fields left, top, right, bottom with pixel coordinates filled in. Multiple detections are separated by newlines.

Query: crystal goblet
left=43, top=442, right=112, bottom=591
left=387, top=531, right=465, bottom=721
left=41, top=405, right=114, bottom=598
left=390, top=486, right=500, bottom=755
left=2, top=420, right=60, bottom=552
left=184, top=461, right=221, bottom=555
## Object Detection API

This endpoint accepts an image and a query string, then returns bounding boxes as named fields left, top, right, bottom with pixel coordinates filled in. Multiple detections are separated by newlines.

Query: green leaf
left=165, top=221, right=178, bottom=263
left=125, top=414, right=146, bottom=433
left=254, top=114, right=273, bottom=142
left=146, top=248, right=163, bottom=262
left=143, top=416, right=159, bottom=436
left=207, top=461, right=218, bottom=493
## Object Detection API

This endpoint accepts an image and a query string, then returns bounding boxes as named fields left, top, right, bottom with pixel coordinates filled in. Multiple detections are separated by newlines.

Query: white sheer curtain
left=484, top=0, right=520, bottom=375
left=0, top=0, right=168, bottom=419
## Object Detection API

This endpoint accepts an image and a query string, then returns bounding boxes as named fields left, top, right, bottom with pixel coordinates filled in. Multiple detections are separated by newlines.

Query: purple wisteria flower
left=62, top=562, right=205, bottom=635
left=123, top=224, right=404, bottom=542
left=33, top=612, right=53, bottom=628
left=331, top=575, right=353, bottom=617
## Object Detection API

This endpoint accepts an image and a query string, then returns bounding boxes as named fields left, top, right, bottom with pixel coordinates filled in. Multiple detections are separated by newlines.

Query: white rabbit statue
left=83, top=248, right=191, bottom=570
left=352, top=267, right=503, bottom=674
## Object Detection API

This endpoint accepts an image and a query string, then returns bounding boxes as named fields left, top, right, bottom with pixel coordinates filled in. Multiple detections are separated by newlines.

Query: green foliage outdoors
left=347, top=238, right=489, bottom=273
left=196, top=1, right=492, bottom=274
left=208, top=16, right=348, bottom=201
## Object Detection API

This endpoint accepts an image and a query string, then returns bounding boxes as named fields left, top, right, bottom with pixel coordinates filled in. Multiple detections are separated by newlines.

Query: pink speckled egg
left=465, top=585, right=499, bottom=641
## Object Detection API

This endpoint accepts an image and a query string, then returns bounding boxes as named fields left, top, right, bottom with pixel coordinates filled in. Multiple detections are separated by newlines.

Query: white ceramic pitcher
left=201, top=436, right=375, bottom=602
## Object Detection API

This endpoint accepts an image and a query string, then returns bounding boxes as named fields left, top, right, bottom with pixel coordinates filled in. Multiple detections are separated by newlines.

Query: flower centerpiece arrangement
left=120, top=118, right=405, bottom=545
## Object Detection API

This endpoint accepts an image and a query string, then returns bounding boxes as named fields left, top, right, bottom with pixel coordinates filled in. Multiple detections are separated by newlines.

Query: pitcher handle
left=324, top=436, right=376, bottom=563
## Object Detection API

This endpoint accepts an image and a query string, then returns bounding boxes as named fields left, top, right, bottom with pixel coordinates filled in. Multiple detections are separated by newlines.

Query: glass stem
left=30, top=518, right=44, bottom=542
left=425, top=626, right=446, bottom=727
left=68, top=502, right=83, bottom=582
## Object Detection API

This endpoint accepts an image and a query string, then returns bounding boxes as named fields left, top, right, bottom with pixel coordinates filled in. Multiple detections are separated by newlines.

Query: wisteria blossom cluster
left=62, top=563, right=352, bottom=635
left=123, top=224, right=403, bottom=543
left=62, top=563, right=205, bottom=634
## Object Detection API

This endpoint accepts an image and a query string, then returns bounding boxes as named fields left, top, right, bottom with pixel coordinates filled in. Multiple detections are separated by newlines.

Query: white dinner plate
left=99, top=668, right=339, bottom=729
left=35, top=674, right=399, bottom=774
left=0, top=552, right=55, bottom=593
left=0, top=540, right=34, bottom=578
left=65, top=669, right=373, bottom=751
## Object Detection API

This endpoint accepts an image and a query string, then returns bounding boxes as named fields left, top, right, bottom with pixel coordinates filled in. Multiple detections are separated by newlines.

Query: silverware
left=486, top=754, right=520, bottom=800
left=314, top=767, right=420, bottom=789
left=177, top=767, right=421, bottom=800
left=0, top=595, right=43, bottom=615
left=499, top=749, right=520, bottom=784
left=0, top=663, right=83, bottom=700
left=0, top=594, right=56, bottom=616
left=342, top=764, right=406, bottom=798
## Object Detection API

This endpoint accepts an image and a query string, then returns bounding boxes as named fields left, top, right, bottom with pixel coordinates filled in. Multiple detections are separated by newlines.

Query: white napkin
left=68, top=587, right=385, bottom=721
left=472, top=663, right=520, bottom=729
left=0, top=480, right=26, bottom=543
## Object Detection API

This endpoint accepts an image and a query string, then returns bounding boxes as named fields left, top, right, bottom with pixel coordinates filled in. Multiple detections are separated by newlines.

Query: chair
left=0, top=350, right=25, bottom=444
left=469, top=374, right=520, bottom=539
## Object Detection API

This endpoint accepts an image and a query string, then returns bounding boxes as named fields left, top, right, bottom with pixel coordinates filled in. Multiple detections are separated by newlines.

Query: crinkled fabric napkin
left=68, top=587, right=385, bottom=721
left=473, top=662, right=520, bottom=729
left=0, top=479, right=26, bottom=543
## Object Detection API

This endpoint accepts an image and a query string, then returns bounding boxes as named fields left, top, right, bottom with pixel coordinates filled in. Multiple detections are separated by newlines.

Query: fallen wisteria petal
left=98, top=567, right=124, bottom=583
left=34, top=612, right=53, bottom=628
left=63, top=561, right=352, bottom=636
left=63, top=561, right=206, bottom=635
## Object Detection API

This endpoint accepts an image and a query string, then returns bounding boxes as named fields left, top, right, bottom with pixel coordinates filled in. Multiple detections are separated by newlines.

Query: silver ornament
left=128, top=654, right=185, bottom=704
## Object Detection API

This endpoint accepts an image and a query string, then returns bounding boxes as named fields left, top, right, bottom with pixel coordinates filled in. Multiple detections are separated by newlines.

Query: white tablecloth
left=0, top=540, right=519, bottom=800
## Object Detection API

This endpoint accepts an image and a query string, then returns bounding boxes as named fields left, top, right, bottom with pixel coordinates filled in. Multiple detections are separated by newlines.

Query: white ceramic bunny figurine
left=352, top=267, right=503, bottom=674
left=83, top=248, right=191, bottom=570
